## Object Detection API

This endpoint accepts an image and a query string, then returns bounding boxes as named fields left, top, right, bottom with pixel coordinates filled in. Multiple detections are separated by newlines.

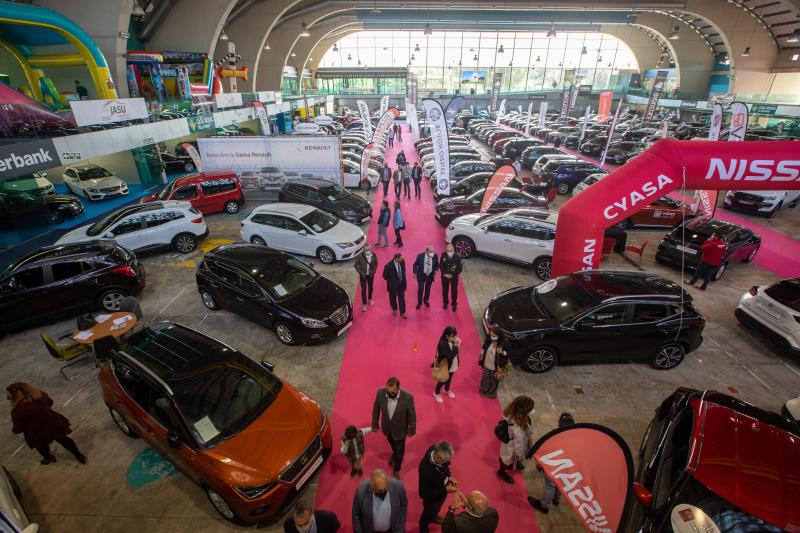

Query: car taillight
left=113, top=265, right=136, bottom=278
left=191, top=217, right=203, bottom=223
left=748, top=286, right=759, bottom=296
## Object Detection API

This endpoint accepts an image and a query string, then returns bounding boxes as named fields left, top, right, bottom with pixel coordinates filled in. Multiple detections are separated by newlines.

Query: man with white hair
left=442, top=490, right=499, bottom=532
left=418, top=441, right=459, bottom=533
left=352, top=469, right=408, bottom=533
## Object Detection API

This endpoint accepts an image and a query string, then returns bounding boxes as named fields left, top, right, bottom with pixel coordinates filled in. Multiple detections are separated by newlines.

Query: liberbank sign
left=0, top=139, right=58, bottom=180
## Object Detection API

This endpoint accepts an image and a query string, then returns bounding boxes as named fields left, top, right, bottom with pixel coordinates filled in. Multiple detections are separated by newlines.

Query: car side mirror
left=260, top=360, right=275, bottom=372
left=298, top=229, right=307, bottom=236
left=481, top=227, right=488, bottom=232
left=167, top=432, right=182, bottom=448
left=633, top=482, right=653, bottom=507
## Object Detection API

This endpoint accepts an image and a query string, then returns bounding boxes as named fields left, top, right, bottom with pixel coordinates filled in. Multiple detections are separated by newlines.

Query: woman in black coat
left=479, top=324, right=511, bottom=398
left=433, top=326, right=461, bottom=403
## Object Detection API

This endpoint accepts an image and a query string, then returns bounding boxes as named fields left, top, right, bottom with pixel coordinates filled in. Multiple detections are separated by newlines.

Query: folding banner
left=599, top=100, right=623, bottom=166
left=371, top=108, right=399, bottom=146
left=578, top=106, right=591, bottom=145
left=560, top=87, right=570, bottom=118
left=529, top=424, right=634, bottom=533
left=644, top=70, right=668, bottom=121
left=470, top=104, right=475, bottom=114
left=707, top=103, right=723, bottom=141
left=445, top=96, right=465, bottom=132
left=422, top=98, right=450, bottom=195
left=569, top=85, right=579, bottom=110
left=380, top=95, right=389, bottom=116
left=182, top=142, right=204, bottom=172
left=480, top=165, right=517, bottom=212
left=489, top=72, right=503, bottom=113
left=728, top=102, right=749, bottom=142
left=361, top=142, right=374, bottom=188
left=525, top=102, right=533, bottom=135
left=495, top=98, right=507, bottom=125
left=517, top=104, right=523, bottom=113
left=406, top=99, right=421, bottom=140
left=538, top=101, right=548, bottom=128
left=693, top=102, right=726, bottom=217
left=356, top=99, right=373, bottom=138
left=597, top=91, right=612, bottom=123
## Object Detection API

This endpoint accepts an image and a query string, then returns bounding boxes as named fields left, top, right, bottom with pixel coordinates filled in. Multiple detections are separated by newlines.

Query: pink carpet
left=314, top=125, right=540, bottom=532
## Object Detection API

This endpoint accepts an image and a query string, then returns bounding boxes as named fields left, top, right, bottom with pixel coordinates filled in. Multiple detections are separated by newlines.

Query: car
left=541, top=161, right=606, bottom=195
left=735, top=277, right=800, bottom=355
left=140, top=171, right=244, bottom=215
left=446, top=208, right=557, bottom=279
left=256, top=166, right=284, bottom=192
left=197, top=244, right=352, bottom=344
left=570, top=172, right=607, bottom=197
left=501, top=139, right=544, bottom=160
left=0, top=171, right=55, bottom=195
left=492, top=136, right=526, bottom=154
left=655, top=218, right=761, bottom=280
left=435, top=161, right=497, bottom=183
left=62, top=164, right=129, bottom=201
left=579, top=136, right=609, bottom=156
left=0, top=191, right=83, bottom=225
left=623, top=388, right=799, bottom=532
left=434, top=173, right=525, bottom=201
left=56, top=201, right=207, bottom=254
left=342, top=152, right=383, bottom=174
left=785, top=394, right=800, bottom=421
left=519, top=146, right=563, bottom=170
left=434, top=187, right=548, bottom=226
left=160, top=152, right=197, bottom=173
left=278, top=179, right=372, bottom=225
left=483, top=270, right=705, bottom=373
left=98, top=321, right=332, bottom=524
left=0, top=465, right=35, bottom=532
left=723, top=190, right=800, bottom=218
left=240, top=203, right=365, bottom=264
left=614, top=196, right=696, bottom=229
left=603, top=140, right=643, bottom=164
left=564, top=129, right=604, bottom=149
left=423, top=154, right=482, bottom=176
left=341, top=159, right=380, bottom=189
left=531, top=154, right=580, bottom=178
left=0, top=240, right=145, bottom=334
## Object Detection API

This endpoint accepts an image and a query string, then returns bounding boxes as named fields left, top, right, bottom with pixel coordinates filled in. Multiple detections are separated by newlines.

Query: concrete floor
left=1, top=141, right=798, bottom=532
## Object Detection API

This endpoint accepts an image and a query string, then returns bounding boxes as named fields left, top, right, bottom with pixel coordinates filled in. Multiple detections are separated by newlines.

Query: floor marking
left=545, top=388, right=556, bottom=412
left=724, top=350, right=741, bottom=363
left=63, top=377, right=95, bottom=408
left=158, top=287, right=186, bottom=316
left=198, top=313, right=208, bottom=326
left=744, top=367, right=773, bottom=390
left=198, top=238, right=232, bottom=253
left=706, top=336, right=720, bottom=347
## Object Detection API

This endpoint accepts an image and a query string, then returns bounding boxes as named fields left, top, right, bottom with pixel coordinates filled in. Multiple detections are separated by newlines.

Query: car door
left=0, top=266, right=51, bottom=327
left=50, top=260, right=95, bottom=314
left=231, top=269, right=272, bottom=328
left=567, top=304, right=632, bottom=360
left=170, top=183, right=200, bottom=208
left=204, top=260, right=240, bottom=310
left=107, top=215, right=146, bottom=250
left=625, top=303, right=680, bottom=360
left=516, top=221, right=555, bottom=263
left=479, top=218, right=519, bottom=257
left=64, top=168, right=79, bottom=193
left=141, top=210, right=182, bottom=248
left=280, top=215, right=316, bottom=256
left=722, top=230, right=747, bottom=262
left=735, top=228, right=759, bottom=260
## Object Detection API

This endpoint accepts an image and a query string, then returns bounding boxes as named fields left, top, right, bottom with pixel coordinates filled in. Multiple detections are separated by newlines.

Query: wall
left=0, top=49, right=28, bottom=91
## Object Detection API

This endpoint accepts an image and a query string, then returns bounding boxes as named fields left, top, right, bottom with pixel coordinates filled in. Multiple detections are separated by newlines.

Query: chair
left=92, top=335, right=120, bottom=363
left=41, top=333, right=96, bottom=381
left=602, top=237, right=617, bottom=257
left=625, top=239, right=649, bottom=266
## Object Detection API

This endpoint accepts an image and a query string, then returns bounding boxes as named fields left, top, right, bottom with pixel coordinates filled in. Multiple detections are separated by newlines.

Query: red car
left=487, top=130, right=520, bottom=146
left=492, top=136, right=525, bottom=154
left=434, top=187, right=548, bottom=226
left=140, top=171, right=244, bottom=215
left=616, top=196, right=696, bottom=229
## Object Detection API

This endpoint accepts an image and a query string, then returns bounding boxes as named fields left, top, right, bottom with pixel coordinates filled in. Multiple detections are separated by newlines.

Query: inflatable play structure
left=0, top=2, right=117, bottom=109
left=0, top=81, right=76, bottom=136
left=552, top=139, right=800, bottom=275
left=127, top=50, right=219, bottom=101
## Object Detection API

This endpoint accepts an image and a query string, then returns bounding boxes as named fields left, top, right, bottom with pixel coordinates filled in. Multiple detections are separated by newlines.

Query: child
left=528, top=412, right=575, bottom=513
left=340, top=425, right=372, bottom=477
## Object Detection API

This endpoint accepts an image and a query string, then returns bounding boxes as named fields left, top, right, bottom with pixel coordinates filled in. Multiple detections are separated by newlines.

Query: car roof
left=682, top=217, right=743, bottom=235
left=69, top=164, right=102, bottom=170
left=172, top=170, right=237, bottom=184
left=289, top=178, right=340, bottom=189
left=567, top=270, right=687, bottom=301
left=502, top=208, right=557, bottom=224
left=2, top=239, right=119, bottom=275
left=251, top=202, right=316, bottom=217
left=205, top=243, right=288, bottom=268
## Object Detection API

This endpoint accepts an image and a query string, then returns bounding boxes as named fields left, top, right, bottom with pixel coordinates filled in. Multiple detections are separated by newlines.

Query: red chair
left=625, top=239, right=649, bottom=266
left=546, top=187, right=557, bottom=203
left=602, top=237, right=616, bottom=257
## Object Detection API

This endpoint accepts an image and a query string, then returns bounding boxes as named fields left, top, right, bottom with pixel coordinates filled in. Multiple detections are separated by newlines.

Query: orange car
left=615, top=196, right=696, bottom=229
left=98, top=322, right=331, bottom=525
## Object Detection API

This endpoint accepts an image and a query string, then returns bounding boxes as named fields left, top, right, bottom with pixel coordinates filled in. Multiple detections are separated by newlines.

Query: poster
left=597, top=90, right=612, bottom=122
left=69, top=98, right=149, bottom=127
left=357, top=99, right=373, bottom=138
left=644, top=70, right=668, bottom=121
left=422, top=99, right=450, bottom=195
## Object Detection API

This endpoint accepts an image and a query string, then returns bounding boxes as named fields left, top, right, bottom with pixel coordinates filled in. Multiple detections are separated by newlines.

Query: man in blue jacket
left=412, top=246, right=439, bottom=310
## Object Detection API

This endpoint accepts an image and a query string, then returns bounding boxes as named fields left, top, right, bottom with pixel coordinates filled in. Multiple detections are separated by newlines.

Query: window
left=13, top=267, right=44, bottom=290
left=111, top=217, right=142, bottom=236
left=66, top=169, right=76, bottom=178
left=487, top=219, right=518, bottom=235
left=653, top=409, right=694, bottom=509
left=631, top=303, right=669, bottom=322
left=238, top=274, right=261, bottom=296
left=281, top=216, right=306, bottom=233
left=584, top=304, right=628, bottom=325
left=518, top=222, right=554, bottom=240
left=144, top=211, right=183, bottom=228
left=200, top=178, right=236, bottom=196
left=171, top=184, right=198, bottom=200
left=207, top=261, right=239, bottom=285
left=52, top=261, right=85, bottom=281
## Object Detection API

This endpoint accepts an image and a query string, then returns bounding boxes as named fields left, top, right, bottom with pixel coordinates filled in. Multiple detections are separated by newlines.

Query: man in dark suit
left=382, top=253, right=408, bottom=318
left=442, top=491, right=499, bottom=533
left=419, top=441, right=458, bottom=533
left=412, top=246, right=439, bottom=310
left=284, top=499, right=341, bottom=533
left=352, top=469, right=408, bottom=533
left=411, top=162, right=423, bottom=198
left=439, top=243, right=463, bottom=311
left=371, top=377, right=416, bottom=478
left=381, top=163, right=392, bottom=196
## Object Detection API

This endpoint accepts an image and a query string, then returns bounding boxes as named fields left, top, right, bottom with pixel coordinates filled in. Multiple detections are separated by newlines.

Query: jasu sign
left=70, top=97, right=149, bottom=127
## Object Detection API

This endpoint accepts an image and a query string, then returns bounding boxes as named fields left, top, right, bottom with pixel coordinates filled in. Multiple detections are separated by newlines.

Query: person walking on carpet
left=479, top=325, right=511, bottom=398
left=283, top=499, right=341, bottom=533
left=402, top=163, right=412, bottom=199
left=432, top=326, right=460, bottom=403
left=527, top=412, right=574, bottom=514
left=382, top=252, right=408, bottom=318
left=442, top=490, right=499, bottom=532
left=354, top=244, right=378, bottom=311
left=371, top=377, right=416, bottom=478
left=412, top=162, right=423, bottom=198
left=381, top=163, right=392, bottom=196
left=376, top=201, right=391, bottom=248
left=497, top=396, right=535, bottom=484
left=392, top=201, right=405, bottom=247
left=413, top=246, right=439, bottom=309
left=392, top=167, right=403, bottom=198
left=440, top=243, right=463, bottom=310
left=341, top=424, right=372, bottom=478
left=388, top=126, right=395, bottom=148
left=352, top=469, right=408, bottom=533
left=419, top=441, right=459, bottom=533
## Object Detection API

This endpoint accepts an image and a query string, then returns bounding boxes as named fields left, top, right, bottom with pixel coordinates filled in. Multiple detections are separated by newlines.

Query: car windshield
left=320, top=184, right=350, bottom=201
left=765, top=279, right=800, bottom=311
left=86, top=209, right=126, bottom=236
left=77, top=167, right=112, bottom=180
left=532, top=278, right=597, bottom=322
left=300, top=209, right=338, bottom=233
left=157, top=180, right=181, bottom=200
left=254, top=257, right=319, bottom=299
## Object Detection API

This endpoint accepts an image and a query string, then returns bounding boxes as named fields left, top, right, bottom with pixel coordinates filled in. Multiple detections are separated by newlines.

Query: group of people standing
left=381, top=159, right=423, bottom=201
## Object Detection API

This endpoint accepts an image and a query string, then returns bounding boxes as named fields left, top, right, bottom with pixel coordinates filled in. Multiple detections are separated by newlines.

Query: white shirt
left=395, top=262, right=402, bottom=278
left=424, top=254, right=432, bottom=275
left=387, top=391, right=399, bottom=420
left=364, top=253, right=373, bottom=275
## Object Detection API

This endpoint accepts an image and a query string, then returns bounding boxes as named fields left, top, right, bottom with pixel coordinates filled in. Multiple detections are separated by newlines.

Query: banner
left=644, top=70, right=668, bottom=121
left=0, top=139, right=58, bottom=180
left=728, top=102, right=749, bottom=142
left=470, top=104, right=474, bottom=114
left=495, top=98, right=507, bottom=124
left=361, top=142, right=374, bottom=189
left=251, top=101, right=271, bottom=135
left=444, top=96, right=465, bottom=132
left=560, top=87, right=570, bottom=118
left=480, top=165, right=517, bottom=212
left=406, top=99, right=421, bottom=140
left=529, top=424, right=634, bottom=533
left=380, top=95, right=389, bottom=116
left=489, top=72, right=503, bottom=113
left=214, top=92, right=243, bottom=109
left=356, top=99, right=373, bottom=138
left=517, top=104, right=523, bottom=113
left=569, top=84, right=579, bottom=110
left=538, top=101, right=548, bottom=129
left=182, top=142, right=203, bottom=172
left=371, top=108, right=399, bottom=146
left=578, top=106, right=591, bottom=145
left=524, top=102, right=533, bottom=135
left=69, top=97, right=149, bottom=127
left=597, top=91, right=613, bottom=123
left=708, top=103, right=723, bottom=141
left=422, top=98, right=450, bottom=195
left=599, top=99, right=623, bottom=166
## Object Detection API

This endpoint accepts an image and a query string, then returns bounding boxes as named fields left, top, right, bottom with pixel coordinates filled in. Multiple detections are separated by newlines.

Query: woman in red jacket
left=7, top=382, right=86, bottom=465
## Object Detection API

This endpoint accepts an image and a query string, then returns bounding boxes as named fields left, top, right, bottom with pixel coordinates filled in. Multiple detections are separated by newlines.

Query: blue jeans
left=540, top=477, right=560, bottom=509
left=377, top=225, right=389, bottom=245
left=689, top=261, right=717, bottom=289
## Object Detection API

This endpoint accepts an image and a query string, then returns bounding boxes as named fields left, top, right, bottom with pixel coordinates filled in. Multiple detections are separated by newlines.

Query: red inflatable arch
left=552, top=139, right=800, bottom=276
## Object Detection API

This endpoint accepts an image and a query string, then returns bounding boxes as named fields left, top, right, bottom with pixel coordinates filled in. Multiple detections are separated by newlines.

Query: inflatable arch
left=552, top=139, right=800, bottom=276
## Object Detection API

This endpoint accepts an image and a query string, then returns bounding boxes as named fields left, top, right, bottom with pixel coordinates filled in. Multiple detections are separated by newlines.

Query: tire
left=98, top=289, right=127, bottom=311
left=557, top=182, right=570, bottom=195
left=2, top=466, right=21, bottom=498
left=533, top=256, right=553, bottom=280
left=250, top=235, right=267, bottom=246
left=789, top=197, right=800, bottom=208
left=452, top=237, right=475, bottom=258
left=108, top=406, right=138, bottom=438
left=744, top=246, right=759, bottom=263
left=714, top=262, right=727, bottom=281
left=172, top=233, right=197, bottom=254
left=204, top=485, right=243, bottom=524
left=317, top=246, right=336, bottom=264
left=652, top=343, right=685, bottom=370
left=47, top=210, right=65, bottom=225
left=184, top=162, right=195, bottom=172
left=200, top=288, right=220, bottom=310
left=224, top=200, right=240, bottom=214
left=615, top=218, right=630, bottom=230
left=275, top=322, right=297, bottom=345
left=767, top=202, right=782, bottom=218
left=523, top=347, right=557, bottom=373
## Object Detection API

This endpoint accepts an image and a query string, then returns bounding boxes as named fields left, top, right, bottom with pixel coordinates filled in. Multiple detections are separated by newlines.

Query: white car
left=532, top=154, right=580, bottom=177
left=342, top=159, right=380, bottom=189
left=62, top=164, right=128, bottom=201
left=571, top=172, right=609, bottom=197
left=56, top=201, right=207, bottom=254
left=241, top=203, right=365, bottom=264
left=0, top=465, right=37, bottom=532
left=445, top=208, right=557, bottom=280
left=784, top=395, right=800, bottom=421
left=723, top=190, right=800, bottom=218
left=736, top=277, right=800, bottom=355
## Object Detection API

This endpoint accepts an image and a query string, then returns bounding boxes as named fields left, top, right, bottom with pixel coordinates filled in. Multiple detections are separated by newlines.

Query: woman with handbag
left=497, top=396, right=535, bottom=484
left=432, top=326, right=460, bottom=403
left=479, top=324, right=511, bottom=398
left=392, top=201, right=405, bottom=247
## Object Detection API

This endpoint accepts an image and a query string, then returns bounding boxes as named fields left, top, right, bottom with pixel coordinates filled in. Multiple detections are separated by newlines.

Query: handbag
left=432, top=357, right=450, bottom=382
left=495, top=362, right=512, bottom=380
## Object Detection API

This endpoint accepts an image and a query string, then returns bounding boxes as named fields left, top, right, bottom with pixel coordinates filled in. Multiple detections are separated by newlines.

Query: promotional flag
left=380, top=95, right=389, bottom=116
left=495, top=98, right=507, bottom=125
left=728, top=102, right=748, bottom=142
left=356, top=99, right=373, bottom=138
left=538, top=101, right=548, bottom=128
left=578, top=106, right=591, bottom=145
left=597, top=90, right=612, bottom=123
left=371, top=108, right=399, bottom=146
left=251, top=101, right=271, bottom=135
left=489, top=72, right=503, bottom=113
left=524, top=102, right=533, bottom=135
left=560, top=87, right=570, bottom=118
left=599, top=100, right=623, bottom=166
left=708, top=103, right=723, bottom=141
left=480, top=165, right=517, bottom=212
left=777, top=121, right=785, bottom=135
left=182, top=142, right=204, bottom=172
left=661, top=120, right=669, bottom=138
left=422, top=98, right=450, bottom=196
left=444, top=96, right=465, bottom=132
left=518, top=104, right=523, bottom=113
left=529, top=424, right=634, bottom=533
left=644, top=70, right=668, bottom=121
left=406, top=99, right=421, bottom=140
left=360, top=142, right=374, bottom=189
left=569, top=84, right=579, bottom=110
left=470, top=104, right=474, bottom=114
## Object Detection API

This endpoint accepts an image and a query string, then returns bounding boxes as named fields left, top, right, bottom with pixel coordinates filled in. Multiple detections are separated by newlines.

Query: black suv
left=540, top=161, right=606, bottom=195
left=278, top=179, right=371, bottom=225
left=519, top=146, right=563, bottom=170
left=501, top=139, right=544, bottom=160
left=483, top=270, right=705, bottom=373
left=0, top=240, right=145, bottom=334
left=196, top=244, right=352, bottom=345
left=434, top=172, right=525, bottom=201
left=431, top=160, right=496, bottom=182
left=0, top=191, right=84, bottom=225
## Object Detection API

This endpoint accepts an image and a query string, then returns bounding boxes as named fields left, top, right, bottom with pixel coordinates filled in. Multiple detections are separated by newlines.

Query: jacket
left=11, top=394, right=72, bottom=449
left=371, top=388, right=416, bottom=440
left=392, top=170, right=402, bottom=184
left=352, top=477, right=408, bottom=533
left=354, top=250, right=379, bottom=277
left=392, top=209, right=404, bottom=230
left=418, top=446, right=452, bottom=502
left=402, top=166, right=411, bottom=181
left=382, top=260, right=407, bottom=293
left=382, top=167, right=392, bottom=182
left=378, top=207, right=391, bottom=227
left=284, top=510, right=341, bottom=533
left=436, top=338, right=459, bottom=368
left=413, top=252, right=439, bottom=281
left=341, top=430, right=367, bottom=462
left=699, top=236, right=727, bottom=266
left=440, top=252, right=463, bottom=278
left=412, top=166, right=423, bottom=181
left=499, top=415, right=533, bottom=465
left=479, top=337, right=510, bottom=370
left=442, top=507, right=500, bottom=533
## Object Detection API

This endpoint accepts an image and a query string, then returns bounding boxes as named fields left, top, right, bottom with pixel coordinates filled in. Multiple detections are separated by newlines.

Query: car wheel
left=99, top=289, right=127, bottom=311
left=275, top=322, right=297, bottom=345
left=200, top=289, right=220, bottom=310
left=714, top=262, right=727, bottom=281
left=317, top=246, right=336, bottom=264
left=533, top=256, right=553, bottom=280
left=615, top=218, right=629, bottom=230
left=768, top=202, right=782, bottom=218
left=47, top=210, right=65, bottom=225
left=204, top=485, right=243, bottom=524
left=652, top=343, right=685, bottom=370
left=250, top=235, right=267, bottom=246
left=172, top=233, right=197, bottom=254
left=452, top=237, right=475, bottom=258
left=360, top=180, right=369, bottom=191
left=2, top=466, right=21, bottom=498
left=789, top=197, right=800, bottom=208
left=184, top=162, right=195, bottom=172
left=523, top=347, right=557, bottom=373
left=557, top=182, right=570, bottom=195
left=224, top=200, right=240, bottom=214
left=744, top=246, right=759, bottom=263
left=108, top=406, right=138, bottom=438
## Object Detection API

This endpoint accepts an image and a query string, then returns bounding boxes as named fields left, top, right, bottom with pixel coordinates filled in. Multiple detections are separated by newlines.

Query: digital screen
left=461, top=70, right=486, bottom=83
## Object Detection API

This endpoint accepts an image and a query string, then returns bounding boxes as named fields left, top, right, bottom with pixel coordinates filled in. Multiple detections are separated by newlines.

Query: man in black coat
left=372, top=377, right=416, bottom=478
left=382, top=252, right=408, bottom=318
left=419, top=441, right=458, bottom=533
left=411, top=162, right=423, bottom=198
left=412, top=246, right=439, bottom=309
left=284, top=499, right=340, bottom=533
left=439, top=243, right=463, bottom=311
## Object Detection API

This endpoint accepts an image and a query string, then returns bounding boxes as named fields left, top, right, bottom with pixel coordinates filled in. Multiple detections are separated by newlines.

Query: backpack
left=494, top=419, right=511, bottom=443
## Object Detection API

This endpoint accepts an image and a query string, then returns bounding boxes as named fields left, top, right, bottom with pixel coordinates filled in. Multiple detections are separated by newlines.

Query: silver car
left=0, top=465, right=37, bottom=532
left=736, top=277, right=800, bottom=355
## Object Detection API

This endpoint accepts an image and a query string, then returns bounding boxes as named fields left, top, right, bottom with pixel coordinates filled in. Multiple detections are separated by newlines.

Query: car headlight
left=762, top=195, right=777, bottom=201
left=336, top=241, right=355, bottom=249
left=447, top=224, right=455, bottom=230
left=340, top=210, right=357, bottom=218
left=301, top=317, right=328, bottom=328
left=234, top=482, right=278, bottom=499
left=88, top=188, right=99, bottom=193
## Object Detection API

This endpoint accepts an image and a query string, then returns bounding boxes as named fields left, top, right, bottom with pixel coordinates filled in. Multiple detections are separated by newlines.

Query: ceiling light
left=347, top=53, right=352, bottom=60
left=473, top=54, right=478, bottom=61
left=357, top=59, right=361, bottom=65
left=333, top=43, right=339, bottom=51
left=558, top=61, right=562, bottom=67
left=741, top=46, right=751, bottom=57
left=669, top=25, right=680, bottom=40
left=424, top=23, right=432, bottom=36
left=581, top=46, right=587, bottom=54
left=498, top=45, right=505, bottom=53
left=546, top=27, right=556, bottom=38
left=264, top=43, right=271, bottom=50
left=410, top=54, right=415, bottom=61
left=535, top=56, right=541, bottom=62
left=414, top=43, right=421, bottom=52
left=300, top=22, right=310, bottom=37
left=787, top=28, right=800, bottom=43
left=508, top=60, right=513, bottom=67
left=607, top=62, right=612, bottom=67
left=291, top=51, right=296, bottom=57
left=597, top=55, right=603, bottom=62
left=308, top=57, right=313, bottom=61
left=131, top=3, right=145, bottom=17
left=791, top=53, right=800, bottom=61
left=458, top=60, right=462, bottom=66
left=364, top=63, right=368, bottom=69
left=219, top=30, right=229, bottom=41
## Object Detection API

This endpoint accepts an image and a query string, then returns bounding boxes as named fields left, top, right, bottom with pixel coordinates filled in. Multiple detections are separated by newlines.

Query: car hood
left=331, top=195, right=371, bottom=213
left=79, top=176, right=122, bottom=189
left=42, top=194, right=81, bottom=206
left=488, top=286, right=559, bottom=332
left=281, top=276, right=349, bottom=319
left=317, top=219, right=363, bottom=243
left=55, top=225, right=94, bottom=245
left=450, top=213, right=483, bottom=228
